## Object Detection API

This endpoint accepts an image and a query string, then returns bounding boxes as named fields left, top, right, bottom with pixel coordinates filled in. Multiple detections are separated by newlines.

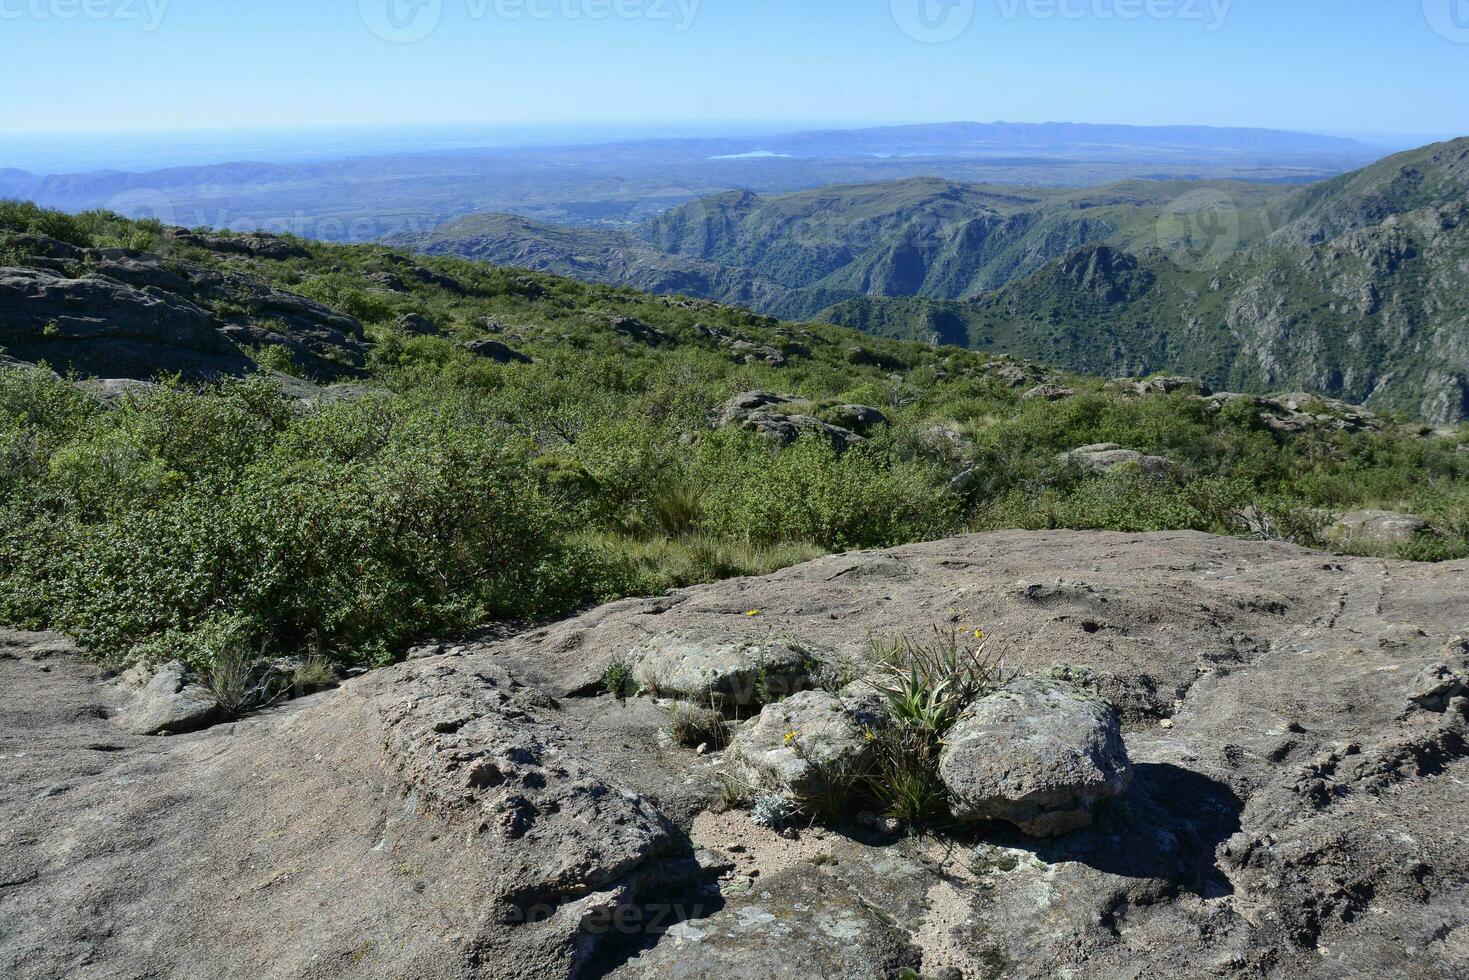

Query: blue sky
left=1, top=0, right=1466, bottom=136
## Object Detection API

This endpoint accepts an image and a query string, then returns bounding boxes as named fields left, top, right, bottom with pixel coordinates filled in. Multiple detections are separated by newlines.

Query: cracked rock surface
left=3, top=530, right=1468, bottom=978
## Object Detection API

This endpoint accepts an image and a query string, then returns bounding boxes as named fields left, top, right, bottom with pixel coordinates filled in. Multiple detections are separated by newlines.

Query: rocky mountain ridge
left=392, top=139, right=1469, bottom=423
left=825, top=139, right=1469, bottom=423
left=390, top=176, right=1289, bottom=322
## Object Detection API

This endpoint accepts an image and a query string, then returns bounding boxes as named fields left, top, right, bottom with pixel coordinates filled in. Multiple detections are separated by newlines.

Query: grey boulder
left=628, top=630, right=812, bottom=706
left=1327, top=509, right=1431, bottom=549
left=393, top=312, right=439, bottom=336
left=118, top=661, right=222, bottom=736
left=713, top=390, right=802, bottom=428
left=727, top=691, right=875, bottom=802
left=939, top=677, right=1132, bottom=836
left=712, top=392, right=866, bottom=453
left=1059, top=443, right=1175, bottom=479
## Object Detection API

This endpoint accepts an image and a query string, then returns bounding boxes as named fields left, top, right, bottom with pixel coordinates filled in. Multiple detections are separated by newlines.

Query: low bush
left=0, top=374, right=613, bottom=667
left=666, top=702, right=730, bottom=749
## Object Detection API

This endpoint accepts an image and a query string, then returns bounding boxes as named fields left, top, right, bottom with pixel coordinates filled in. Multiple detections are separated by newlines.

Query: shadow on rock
left=994, top=763, right=1243, bottom=897
left=579, top=832, right=729, bottom=978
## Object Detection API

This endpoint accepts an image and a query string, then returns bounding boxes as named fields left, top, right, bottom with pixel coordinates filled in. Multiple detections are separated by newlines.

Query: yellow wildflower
left=746, top=610, right=762, bottom=617
left=783, top=730, right=798, bottom=745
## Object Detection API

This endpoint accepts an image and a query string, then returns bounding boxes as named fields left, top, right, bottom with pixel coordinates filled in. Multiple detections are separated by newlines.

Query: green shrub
left=1, top=376, right=612, bottom=667
left=602, top=660, right=634, bottom=698
left=0, top=200, right=94, bottom=248
left=692, top=431, right=961, bottom=550
left=870, top=724, right=950, bottom=830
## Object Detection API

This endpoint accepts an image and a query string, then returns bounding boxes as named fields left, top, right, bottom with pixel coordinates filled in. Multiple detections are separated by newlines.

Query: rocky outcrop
left=939, top=677, right=1132, bottom=835
left=712, top=391, right=866, bottom=452
left=168, top=229, right=310, bottom=260
left=692, top=321, right=788, bottom=366
left=1326, top=509, right=1431, bottom=550
left=5, top=531, right=1469, bottom=978
left=1209, top=390, right=1394, bottom=434
left=1117, top=376, right=1214, bottom=397
left=0, top=234, right=369, bottom=383
left=0, top=266, right=230, bottom=359
left=1059, top=443, right=1176, bottom=478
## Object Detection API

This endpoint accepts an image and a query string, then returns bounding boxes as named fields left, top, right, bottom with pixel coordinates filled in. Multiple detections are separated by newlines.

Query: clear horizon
left=2, top=1, right=1467, bottom=138
left=0, top=117, right=1456, bottom=177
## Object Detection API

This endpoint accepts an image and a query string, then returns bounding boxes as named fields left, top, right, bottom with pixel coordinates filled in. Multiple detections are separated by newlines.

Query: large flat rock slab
left=3, top=530, right=1469, bottom=979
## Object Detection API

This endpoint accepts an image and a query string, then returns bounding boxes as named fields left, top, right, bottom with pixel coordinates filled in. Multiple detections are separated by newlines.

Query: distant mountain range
left=827, top=139, right=1469, bottom=424
left=0, top=120, right=1381, bottom=242
left=394, top=138, right=1469, bottom=423
left=390, top=176, right=1290, bottom=320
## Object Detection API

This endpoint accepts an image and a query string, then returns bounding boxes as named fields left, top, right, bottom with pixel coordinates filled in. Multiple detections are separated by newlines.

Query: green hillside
left=2, top=201, right=1466, bottom=672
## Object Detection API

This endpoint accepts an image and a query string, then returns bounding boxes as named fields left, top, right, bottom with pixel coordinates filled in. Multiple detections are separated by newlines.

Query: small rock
left=463, top=339, right=532, bottom=364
